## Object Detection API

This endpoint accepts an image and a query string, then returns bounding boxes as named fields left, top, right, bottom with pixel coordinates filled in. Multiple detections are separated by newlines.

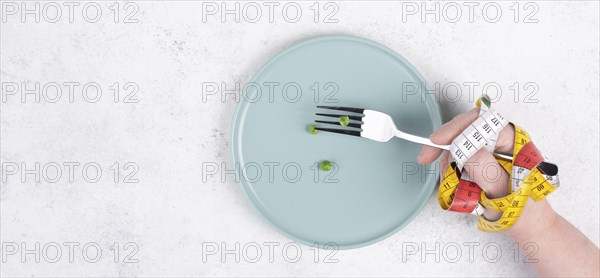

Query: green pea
left=320, top=160, right=333, bottom=171
left=339, top=115, right=350, bottom=126
left=308, top=124, right=318, bottom=135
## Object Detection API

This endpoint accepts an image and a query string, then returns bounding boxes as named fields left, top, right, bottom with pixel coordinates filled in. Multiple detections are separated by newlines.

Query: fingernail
left=416, top=150, right=424, bottom=163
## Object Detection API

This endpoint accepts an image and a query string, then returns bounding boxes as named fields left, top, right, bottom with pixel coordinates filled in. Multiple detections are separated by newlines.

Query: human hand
left=416, top=108, right=556, bottom=237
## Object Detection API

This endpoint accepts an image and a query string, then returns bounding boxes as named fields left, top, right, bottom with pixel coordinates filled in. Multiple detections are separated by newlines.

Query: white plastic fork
left=315, top=106, right=515, bottom=161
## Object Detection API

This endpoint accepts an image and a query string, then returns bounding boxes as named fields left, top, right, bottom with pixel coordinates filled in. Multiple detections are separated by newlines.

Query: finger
left=438, top=150, right=449, bottom=182
left=495, top=124, right=515, bottom=154
left=418, top=108, right=479, bottom=163
left=419, top=108, right=517, bottom=163
left=465, top=149, right=510, bottom=200
left=465, top=149, right=511, bottom=221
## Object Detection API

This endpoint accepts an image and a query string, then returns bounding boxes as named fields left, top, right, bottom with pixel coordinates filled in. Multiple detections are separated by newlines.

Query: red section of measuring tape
left=448, top=179, right=482, bottom=213
left=513, top=141, right=543, bottom=169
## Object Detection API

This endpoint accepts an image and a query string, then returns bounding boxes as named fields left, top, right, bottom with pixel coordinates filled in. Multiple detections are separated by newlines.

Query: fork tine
left=315, top=113, right=362, bottom=121
left=315, top=127, right=361, bottom=137
left=317, top=106, right=365, bottom=113
left=315, top=120, right=362, bottom=129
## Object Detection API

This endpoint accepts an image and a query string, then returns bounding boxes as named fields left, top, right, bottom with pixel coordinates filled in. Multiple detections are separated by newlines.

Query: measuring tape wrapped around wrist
left=437, top=95, right=560, bottom=232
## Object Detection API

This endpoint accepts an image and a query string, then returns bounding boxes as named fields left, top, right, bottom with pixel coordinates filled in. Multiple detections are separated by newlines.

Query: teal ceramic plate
left=232, top=35, right=442, bottom=249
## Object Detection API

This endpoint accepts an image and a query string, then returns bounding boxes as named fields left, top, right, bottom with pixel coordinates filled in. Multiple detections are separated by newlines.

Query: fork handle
left=394, top=130, right=514, bottom=161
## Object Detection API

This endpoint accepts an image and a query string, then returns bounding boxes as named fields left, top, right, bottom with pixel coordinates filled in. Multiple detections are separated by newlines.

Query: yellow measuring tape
left=438, top=95, right=560, bottom=232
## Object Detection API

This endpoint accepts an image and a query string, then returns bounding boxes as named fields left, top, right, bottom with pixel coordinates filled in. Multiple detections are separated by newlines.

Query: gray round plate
left=232, top=35, right=442, bottom=249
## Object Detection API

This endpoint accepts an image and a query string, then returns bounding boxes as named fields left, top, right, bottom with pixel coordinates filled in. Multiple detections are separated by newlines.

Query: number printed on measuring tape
left=449, top=97, right=508, bottom=170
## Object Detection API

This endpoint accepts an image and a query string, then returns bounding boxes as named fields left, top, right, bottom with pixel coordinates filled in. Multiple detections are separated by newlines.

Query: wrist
left=506, top=199, right=557, bottom=242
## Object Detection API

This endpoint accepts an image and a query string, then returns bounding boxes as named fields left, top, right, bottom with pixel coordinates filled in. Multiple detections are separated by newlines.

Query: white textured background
left=1, top=1, right=598, bottom=277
